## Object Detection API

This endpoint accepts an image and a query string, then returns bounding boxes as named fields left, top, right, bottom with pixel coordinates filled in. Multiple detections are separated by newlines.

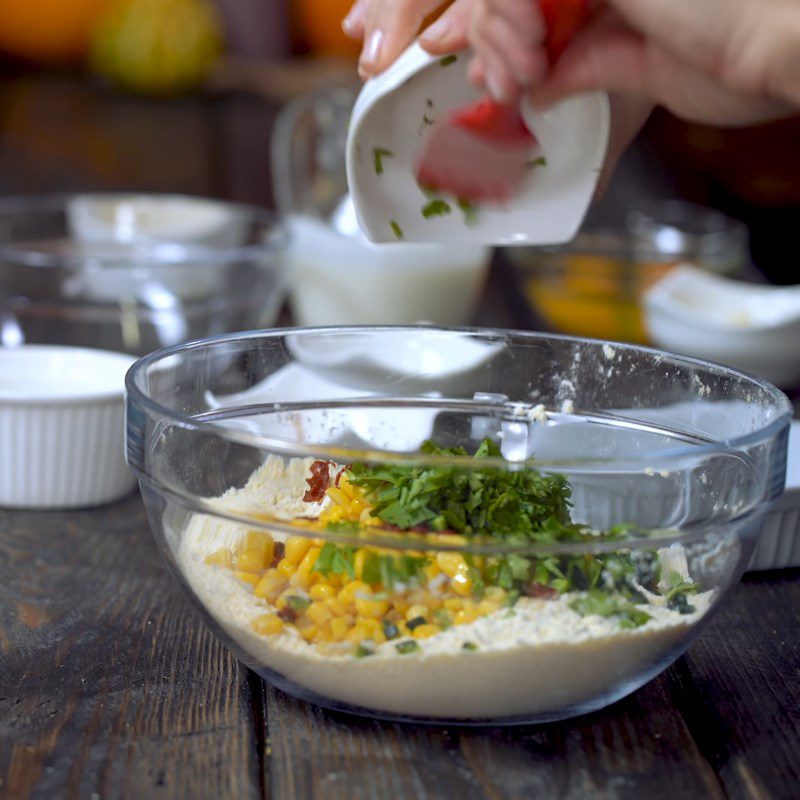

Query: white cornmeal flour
left=174, top=456, right=713, bottom=720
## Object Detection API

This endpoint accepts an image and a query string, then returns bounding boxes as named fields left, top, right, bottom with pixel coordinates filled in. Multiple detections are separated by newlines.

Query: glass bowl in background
left=0, top=194, right=287, bottom=356
left=507, top=202, right=749, bottom=344
left=271, top=87, right=492, bottom=327
left=126, top=327, right=790, bottom=725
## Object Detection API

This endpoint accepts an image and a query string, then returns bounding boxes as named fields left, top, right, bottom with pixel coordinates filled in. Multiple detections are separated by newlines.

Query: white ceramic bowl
left=644, top=265, right=800, bottom=388
left=346, top=42, right=609, bottom=245
left=0, top=345, right=137, bottom=508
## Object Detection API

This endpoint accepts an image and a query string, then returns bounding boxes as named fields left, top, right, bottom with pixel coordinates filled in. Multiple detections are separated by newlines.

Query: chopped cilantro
left=664, top=574, right=697, bottom=614
left=286, top=596, right=311, bottom=613
left=325, top=520, right=360, bottom=535
left=440, top=54, right=458, bottom=67
left=361, top=552, right=426, bottom=590
left=406, top=616, right=426, bottom=631
left=395, top=640, right=420, bottom=655
left=570, top=589, right=651, bottom=628
left=312, top=542, right=356, bottom=579
left=456, top=197, right=478, bottom=225
left=355, top=641, right=375, bottom=658
left=373, top=147, right=394, bottom=175
left=426, top=98, right=434, bottom=108
left=432, top=609, right=452, bottom=630
left=390, top=219, right=404, bottom=240
left=422, top=114, right=435, bottom=126
left=462, top=641, right=479, bottom=651
left=421, top=199, right=451, bottom=219
left=527, top=156, right=547, bottom=169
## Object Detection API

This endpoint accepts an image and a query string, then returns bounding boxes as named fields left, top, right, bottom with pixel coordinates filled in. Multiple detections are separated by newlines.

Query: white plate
left=346, top=42, right=609, bottom=245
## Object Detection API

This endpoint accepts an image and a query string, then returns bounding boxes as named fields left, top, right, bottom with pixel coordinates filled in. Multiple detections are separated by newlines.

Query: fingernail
left=360, top=29, right=385, bottom=69
left=485, top=68, right=506, bottom=103
left=421, top=16, right=451, bottom=43
left=342, top=5, right=363, bottom=37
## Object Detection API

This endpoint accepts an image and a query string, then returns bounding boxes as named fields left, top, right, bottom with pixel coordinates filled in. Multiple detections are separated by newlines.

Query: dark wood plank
left=0, top=494, right=261, bottom=800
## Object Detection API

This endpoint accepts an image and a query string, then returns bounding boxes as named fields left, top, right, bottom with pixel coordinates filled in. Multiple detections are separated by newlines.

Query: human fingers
left=419, top=0, right=474, bottom=54
left=342, top=0, right=368, bottom=39
left=358, top=0, right=450, bottom=79
left=531, top=12, right=792, bottom=126
left=469, top=0, right=547, bottom=100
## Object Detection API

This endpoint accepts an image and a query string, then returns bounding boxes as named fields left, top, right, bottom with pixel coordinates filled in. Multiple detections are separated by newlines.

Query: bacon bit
left=523, top=582, right=558, bottom=600
left=303, top=460, right=332, bottom=503
left=334, top=466, right=348, bottom=488
left=269, top=541, right=285, bottom=568
left=277, top=606, right=298, bottom=623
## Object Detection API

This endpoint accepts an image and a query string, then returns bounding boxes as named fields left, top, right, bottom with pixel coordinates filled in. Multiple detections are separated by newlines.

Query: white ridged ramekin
left=0, top=345, right=137, bottom=508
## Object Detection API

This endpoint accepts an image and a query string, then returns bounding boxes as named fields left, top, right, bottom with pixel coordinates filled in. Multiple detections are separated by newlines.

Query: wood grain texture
left=0, top=495, right=260, bottom=800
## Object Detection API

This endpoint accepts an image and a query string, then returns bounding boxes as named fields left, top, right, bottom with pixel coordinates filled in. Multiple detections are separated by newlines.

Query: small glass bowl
left=507, top=202, right=749, bottom=344
left=126, top=327, right=790, bottom=725
left=0, top=193, right=287, bottom=355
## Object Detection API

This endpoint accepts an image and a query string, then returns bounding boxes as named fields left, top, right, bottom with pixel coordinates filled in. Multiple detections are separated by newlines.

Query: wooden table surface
left=0, top=69, right=799, bottom=800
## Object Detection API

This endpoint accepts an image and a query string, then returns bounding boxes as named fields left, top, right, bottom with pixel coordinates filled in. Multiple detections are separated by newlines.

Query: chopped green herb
left=395, top=640, right=420, bottom=655
left=389, top=219, right=404, bottom=240
left=362, top=552, right=426, bottom=590
left=355, top=641, right=375, bottom=658
left=527, top=156, right=547, bottom=169
left=286, top=596, right=311, bottom=613
left=382, top=620, right=400, bottom=640
left=373, top=147, right=394, bottom=175
left=421, top=199, right=452, bottom=219
left=570, top=589, right=651, bottom=628
left=456, top=197, right=478, bottom=225
left=462, top=641, right=479, bottom=651
left=426, top=98, right=434, bottom=108
left=406, top=616, right=426, bottom=631
left=664, top=574, right=697, bottom=614
left=440, top=54, right=458, bottom=67
left=325, top=520, right=360, bottom=535
left=422, top=114, right=435, bottom=126
left=312, top=542, right=356, bottom=579
left=432, top=609, right=452, bottom=630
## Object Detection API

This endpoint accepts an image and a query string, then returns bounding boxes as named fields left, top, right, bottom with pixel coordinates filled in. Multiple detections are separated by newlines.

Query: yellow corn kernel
left=245, top=531, right=275, bottom=563
left=298, top=624, right=318, bottom=643
left=338, top=581, right=371, bottom=605
left=299, top=547, right=322, bottom=574
left=454, top=608, right=479, bottom=625
left=205, top=549, right=233, bottom=568
left=392, top=596, right=410, bottom=616
left=420, top=592, right=443, bottom=611
left=354, top=550, right=367, bottom=580
left=325, top=487, right=349, bottom=507
left=315, top=621, right=334, bottom=643
left=356, top=617, right=382, bottom=634
left=253, top=571, right=287, bottom=602
left=251, top=613, right=283, bottom=636
left=291, top=547, right=322, bottom=590
left=355, top=597, right=389, bottom=619
left=406, top=604, right=429, bottom=622
left=324, top=596, right=350, bottom=616
left=236, top=548, right=266, bottom=574
left=307, top=601, right=333, bottom=627
left=451, top=564, right=473, bottom=597
left=330, top=616, right=353, bottom=641
left=233, top=571, right=261, bottom=588
left=424, top=562, right=442, bottom=581
left=484, top=586, right=507, bottom=603
left=285, top=536, right=312, bottom=565
left=371, top=629, right=387, bottom=645
left=412, top=623, right=440, bottom=639
left=289, top=570, right=314, bottom=591
left=346, top=622, right=373, bottom=643
left=310, top=583, right=336, bottom=601
left=444, top=598, right=463, bottom=612
left=276, top=558, right=296, bottom=579
left=477, top=599, right=500, bottom=616
left=436, top=552, right=467, bottom=578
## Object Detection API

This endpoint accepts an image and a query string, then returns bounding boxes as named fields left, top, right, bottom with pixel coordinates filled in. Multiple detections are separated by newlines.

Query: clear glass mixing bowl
left=126, top=327, right=790, bottom=725
left=0, top=194, right=287, bottom=355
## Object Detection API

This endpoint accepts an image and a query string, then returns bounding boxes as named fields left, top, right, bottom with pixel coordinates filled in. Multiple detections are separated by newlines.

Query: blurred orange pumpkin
left=0, top=0, right=112, bottom=64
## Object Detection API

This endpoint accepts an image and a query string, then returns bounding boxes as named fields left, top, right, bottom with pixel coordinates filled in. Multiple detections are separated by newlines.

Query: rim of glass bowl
left=0, top=193, right=287, bottom=269
left=125, top=326, right=792, bottom=553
